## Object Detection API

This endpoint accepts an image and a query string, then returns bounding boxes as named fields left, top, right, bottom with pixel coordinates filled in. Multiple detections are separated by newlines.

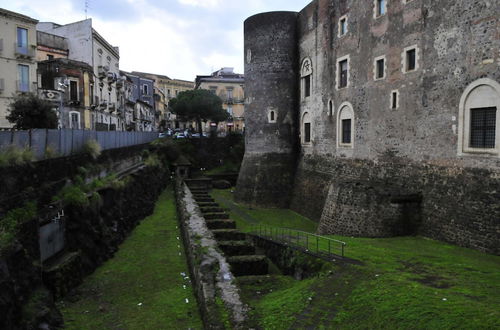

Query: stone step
left=212, top=229, right=246, bottom=241
left=200, top=207, right=224, bottom=213
left=193, top=195, right=211, bottom=199
left=197, top=202, right=219, bottom=208
left=227, top=255, right=268, bottom=276
left=204, top=212, right=229, bottom=220
left=195, top=197, right=215, bottom=203
left=218, top=240, right=256, bottom=256
left=206, top=219, right=236, bottom=230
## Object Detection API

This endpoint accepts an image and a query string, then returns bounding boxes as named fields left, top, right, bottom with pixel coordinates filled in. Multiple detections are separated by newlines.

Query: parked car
left=174, top=133, right=186, bottom=139
left=158, top=132, right=166, bottom=138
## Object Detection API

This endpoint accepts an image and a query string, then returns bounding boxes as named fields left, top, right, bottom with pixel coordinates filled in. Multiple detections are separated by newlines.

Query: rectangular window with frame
left=17, top=27, right=28, bottom=54
left=304, top=75, right=311, bottom=97
left=304, top=122, right=311, bottom=143
left=376, top=0, right=386, bottom=17
left=143, top=84, right=148, bottom=95
left=391, top=91, right=398, bottom=109
left=342, top=119, right=352, bottom=144
left=18, top=64, right=29, bottom=92
left=227, top=105, right=233, bottom=116
left=70, top=80, right=78, bottom=101
left=339, top=59, right=348, bottom=88
left=406, top=48, right=416, bottom=71
left=376, top=58, right=385, bottom=79
left=470, top=107, right=496, bottom=148
left=339, top=16, right=347, bottom=36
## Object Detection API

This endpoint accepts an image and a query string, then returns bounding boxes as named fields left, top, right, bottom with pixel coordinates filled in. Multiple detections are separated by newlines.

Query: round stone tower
left=235, top=11, right=299, bottom=208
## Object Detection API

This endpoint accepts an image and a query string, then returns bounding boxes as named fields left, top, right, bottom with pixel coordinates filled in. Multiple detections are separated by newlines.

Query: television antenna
left=85, top=0, right=90, bottom=19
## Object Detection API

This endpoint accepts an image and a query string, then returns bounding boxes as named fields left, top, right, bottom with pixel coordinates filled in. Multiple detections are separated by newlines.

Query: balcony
left=15, top=43, right=36, bottom=59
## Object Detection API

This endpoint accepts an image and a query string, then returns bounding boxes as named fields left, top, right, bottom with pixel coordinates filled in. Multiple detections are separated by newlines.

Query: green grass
left=211, top=188, right=500, bottom=329
left=211, top=189, right=318, bottom=233
left=57, top=188, right=203, bottom=329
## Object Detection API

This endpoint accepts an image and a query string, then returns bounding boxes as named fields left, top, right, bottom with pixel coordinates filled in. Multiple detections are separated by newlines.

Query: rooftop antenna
left=85, top=0, right=90, bottom=19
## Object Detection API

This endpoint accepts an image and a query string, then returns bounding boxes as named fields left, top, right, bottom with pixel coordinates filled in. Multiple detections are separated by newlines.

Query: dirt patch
left=411, top=275, right=452, bottom=289
left=399, top=260, right=453, bottom=289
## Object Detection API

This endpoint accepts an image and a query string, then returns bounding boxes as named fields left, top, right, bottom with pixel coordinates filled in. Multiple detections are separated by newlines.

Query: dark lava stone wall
left=291, top=155, right=499, bottom=255
left=235, top=11, right=300, bottom=208
left=0, top=164, right=169, bottom=329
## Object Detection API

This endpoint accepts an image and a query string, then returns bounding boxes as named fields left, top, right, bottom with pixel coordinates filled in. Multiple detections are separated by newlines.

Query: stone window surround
left=301, top=111, right=312, bottom=145
left=373, top=0, right=388, bottom=19
left=268, top=107, right=277, bottom=123
left=338, top=15, right=348, bottom=38
left=68, top=78, right=79, bottom=101
left=336, top=54, right=350, bottom=90
left=328, top=99, right=334, bottom=116
left=390, top=90, right=400, bottom=109
left=337, top=101, right=355, bottom=148
left=458, top=78, right=500, bottom=157
left=69, top=111, right=81, bottom=129
left=373, top=55, right=387, bottom=81
left=401, top=44, right=420, bottom=74
left=301, top=57, right=313, bottom=99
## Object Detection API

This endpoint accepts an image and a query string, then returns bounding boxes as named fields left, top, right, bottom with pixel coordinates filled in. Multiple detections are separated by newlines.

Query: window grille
left=304, top=122, right=311, bottom=143
left=342, top=119, right=351, bottom=144
left=470, top=107, right=496, bottom=148
left=339, top=60, right=348, bottom=88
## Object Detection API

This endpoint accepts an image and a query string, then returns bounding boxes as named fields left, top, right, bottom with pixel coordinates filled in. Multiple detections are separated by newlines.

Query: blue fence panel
left=60, top=129, right=72, bottom=156
left=12, top=131, right=30, bottom=149
left=72, top=130, right=85, bottom=154
left=0, top=129, right=158, bottom=160
left=31, top=129, right=47, bottom=159
left=0, top=131, right=12, bottom=150
left=46, top=129, right=61, bottom=155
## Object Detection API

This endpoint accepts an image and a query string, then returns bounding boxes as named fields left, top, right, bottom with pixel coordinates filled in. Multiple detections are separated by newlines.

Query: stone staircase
left=188, top=185, right=268, bottom=277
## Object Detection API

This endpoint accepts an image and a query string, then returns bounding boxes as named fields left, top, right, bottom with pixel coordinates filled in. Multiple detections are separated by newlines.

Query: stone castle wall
left=237, top=0, right=500, bottom=254
left=235, top=11, right=300, bottom=208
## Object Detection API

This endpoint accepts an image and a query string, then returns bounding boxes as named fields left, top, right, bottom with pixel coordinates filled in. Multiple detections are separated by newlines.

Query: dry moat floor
left=58, top=187, right=500, bottom=329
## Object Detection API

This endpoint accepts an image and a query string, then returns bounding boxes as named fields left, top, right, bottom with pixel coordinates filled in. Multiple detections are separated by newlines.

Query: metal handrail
left=248, top=224, right=346, bottom=258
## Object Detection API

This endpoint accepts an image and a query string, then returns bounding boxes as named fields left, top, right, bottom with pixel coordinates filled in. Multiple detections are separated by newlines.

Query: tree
left=169, top=89, right=229, bottom=135
left=7, top=93, right=58, bottom=130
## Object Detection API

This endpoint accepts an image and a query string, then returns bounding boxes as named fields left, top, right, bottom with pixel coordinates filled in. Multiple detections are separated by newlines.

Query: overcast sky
left=0, top=0, right=308, bottom=81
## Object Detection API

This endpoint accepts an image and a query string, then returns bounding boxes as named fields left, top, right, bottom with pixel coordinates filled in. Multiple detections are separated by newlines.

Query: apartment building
left=0, top=8, right=38, bottom=128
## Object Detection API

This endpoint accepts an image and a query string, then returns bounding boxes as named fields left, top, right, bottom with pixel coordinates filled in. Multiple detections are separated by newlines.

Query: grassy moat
left=57, top=186, right=499, bottom=329
left=57, top=188, right=202, bottom=329
left=212, top=189, right=500, bottom=329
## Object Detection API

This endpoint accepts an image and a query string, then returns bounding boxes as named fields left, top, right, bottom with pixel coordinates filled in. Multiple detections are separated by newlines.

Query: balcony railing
left=14, top=43, right=35, bottom=58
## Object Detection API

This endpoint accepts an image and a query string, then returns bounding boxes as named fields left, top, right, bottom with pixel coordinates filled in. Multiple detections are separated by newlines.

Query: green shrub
left=0, top=145, right=35, bottom=167
left=44, top=145, right=59, bottom=159
left=0, top=202, right=37, bottom=253
left=82, top=139, right=101, bottom=160
left=53, top=185, right=89, bottom=207
left=144, top=154, right=162, bottom=168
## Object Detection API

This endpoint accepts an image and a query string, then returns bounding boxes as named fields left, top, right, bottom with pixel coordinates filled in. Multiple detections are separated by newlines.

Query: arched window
left=328, top=99, right=334, bottom=116
left=458, top=78, right=499, bottom=156
left=302, top=112, right=312, bottom=144
left=337, top=102, right=354, bottom=148
left=268, top=108, right=277, bottom=123
left=301, top=58, right=313, bottom=99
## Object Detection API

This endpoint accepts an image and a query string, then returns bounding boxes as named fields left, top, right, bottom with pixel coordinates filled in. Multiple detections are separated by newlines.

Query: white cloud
left=0, top=0, right=308, bottom=80
left=178, top=0, right=222, bottom=8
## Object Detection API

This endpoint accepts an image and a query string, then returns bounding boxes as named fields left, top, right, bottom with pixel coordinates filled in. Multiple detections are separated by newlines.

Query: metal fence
left=0, top=129, right=158, bottom=160
left=248, top=225, right=346, bottom=258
